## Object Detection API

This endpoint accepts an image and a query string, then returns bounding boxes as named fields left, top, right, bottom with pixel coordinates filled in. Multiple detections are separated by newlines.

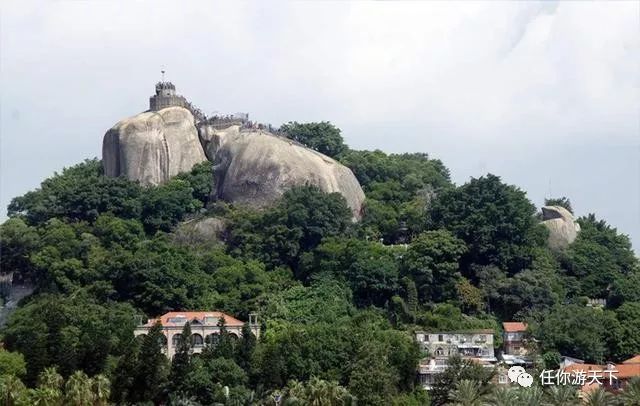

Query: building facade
left=561, top=355, right=640, bottom=398
left=502, top=322, right=528, bottom=356
left=149, top=82, right=188, bottom=111
left=415, top=330, right=496, bottom=389
left=134, top=311, right=260, bottom=359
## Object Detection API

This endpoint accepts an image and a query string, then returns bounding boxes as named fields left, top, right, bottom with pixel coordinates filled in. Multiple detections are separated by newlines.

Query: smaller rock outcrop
left=173, top=217, right=227, bottom=245
left=541, top=205, right=581, bottom=250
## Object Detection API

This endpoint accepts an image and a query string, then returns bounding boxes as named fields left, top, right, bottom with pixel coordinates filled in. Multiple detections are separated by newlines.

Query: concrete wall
left=149, top=94, right=187, bottom=111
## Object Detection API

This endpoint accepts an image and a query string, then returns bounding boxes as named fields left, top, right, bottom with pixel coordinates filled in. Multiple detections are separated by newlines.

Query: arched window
left=435, top=347, right=444, bottom=356
left=205, top=333, right=219, bottom=346
left=172, top=333, right=182, bottom=347
left=192, top=334, right=204, bottom=347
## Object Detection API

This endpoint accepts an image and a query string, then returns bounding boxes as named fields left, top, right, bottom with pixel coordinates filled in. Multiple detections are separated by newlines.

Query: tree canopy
left=1, top=131, right=637, bottom=405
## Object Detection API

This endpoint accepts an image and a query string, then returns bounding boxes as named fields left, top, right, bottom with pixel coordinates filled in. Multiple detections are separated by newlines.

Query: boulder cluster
left=102, top=107, right=365, bottom=219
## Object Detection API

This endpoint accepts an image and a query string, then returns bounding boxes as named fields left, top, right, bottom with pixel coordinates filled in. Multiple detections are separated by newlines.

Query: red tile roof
left=563, top=363, right=603, bottom=373
left=615, top=364, right=640, bottom=379
left=623, top=355, right=640, bottom=364
left=503, top=322, right=527, bottom=333
left=562, top=361, right=640, bottom=380
left=144, top=311, right=245, bottom=327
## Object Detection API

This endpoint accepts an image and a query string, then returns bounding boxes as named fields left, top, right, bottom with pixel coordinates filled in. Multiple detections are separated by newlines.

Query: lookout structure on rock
left=148, top=71, right=206, bottom=121
left=150, top=81, right=188, bottom=111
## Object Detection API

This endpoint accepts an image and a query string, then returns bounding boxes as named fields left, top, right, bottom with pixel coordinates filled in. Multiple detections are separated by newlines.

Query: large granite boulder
left=103, top=107, right=207, bottom=186
left=173, top=216, right=227, bottom=245
left=541, top=205, right=581, bottom=250
left=198, top=125, right=365, bottom=219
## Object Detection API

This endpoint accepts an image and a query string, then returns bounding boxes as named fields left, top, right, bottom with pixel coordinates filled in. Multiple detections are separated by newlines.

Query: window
left=499, top=375, right=508, bottom=384
left=168, top=316, right=187, bottom=324
left=435, top=347, right=444, bottom=356
left=171, top=333, right=182, bottom=347
left=205, top=333, right=219, bottom=346
left=192, top=334, right=204, bottom=347
left=438, top=334, right=444, bottom=342
left=204, top=317, right=219, bottom=325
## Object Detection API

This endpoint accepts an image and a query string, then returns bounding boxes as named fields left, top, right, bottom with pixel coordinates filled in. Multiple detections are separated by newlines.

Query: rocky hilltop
left=199, top=124, right=365, bottom=218
left=102, top=84, right=365, bottom=218
left=103, top=107, right=207, bottom=186
left=541, top=205, right=581, bottom=250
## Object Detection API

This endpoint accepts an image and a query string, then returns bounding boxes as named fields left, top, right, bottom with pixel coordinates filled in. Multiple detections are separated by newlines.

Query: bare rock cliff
left=198, top=125, right=365, bottom=219
left=102, top=107, right=365, bottom=219
left=102, top=107, right=207, bottom=186
left=541, top=205, right=581, bottom=251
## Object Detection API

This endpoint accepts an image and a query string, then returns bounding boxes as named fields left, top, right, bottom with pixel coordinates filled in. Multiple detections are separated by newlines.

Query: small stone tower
left=149, top=81, right=188, bottom=111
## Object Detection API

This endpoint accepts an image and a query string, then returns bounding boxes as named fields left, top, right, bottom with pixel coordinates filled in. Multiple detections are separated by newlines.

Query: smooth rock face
left=173, top=217, right=227, bottom=245
left=198, top=125, right=366, bottom=219
left=103, top=107, right=207, bottom=186
left=541, top=205, right=581, bottom=250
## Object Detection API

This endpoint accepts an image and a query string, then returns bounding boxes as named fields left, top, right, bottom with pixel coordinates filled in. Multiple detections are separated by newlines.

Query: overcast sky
left=1, top=1, right=639, bottom=250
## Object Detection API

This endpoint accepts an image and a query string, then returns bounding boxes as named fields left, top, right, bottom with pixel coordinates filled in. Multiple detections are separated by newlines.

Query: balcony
left=418, top=364, right=447, bottom=374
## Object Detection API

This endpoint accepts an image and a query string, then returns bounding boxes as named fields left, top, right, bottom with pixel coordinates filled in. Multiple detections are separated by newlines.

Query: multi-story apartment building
left=502, top=322, right=528, bottom=355
left=501, top=321, right=534, bottom=368
left=415, top=330, right=496, bottom=389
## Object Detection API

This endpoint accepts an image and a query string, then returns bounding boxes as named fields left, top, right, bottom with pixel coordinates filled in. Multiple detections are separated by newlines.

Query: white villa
left=415, top=330, right=497, bottom=389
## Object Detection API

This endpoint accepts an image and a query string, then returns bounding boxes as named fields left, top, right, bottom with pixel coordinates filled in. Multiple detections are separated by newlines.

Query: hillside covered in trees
left=1, top=122, right=638, bottom=405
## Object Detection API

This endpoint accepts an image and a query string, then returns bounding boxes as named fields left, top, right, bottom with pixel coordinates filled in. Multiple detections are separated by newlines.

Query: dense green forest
left=0, top=123, right=638, bottom=405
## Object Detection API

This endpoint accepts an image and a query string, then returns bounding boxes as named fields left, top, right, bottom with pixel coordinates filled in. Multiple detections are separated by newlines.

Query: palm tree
left=283, top=378, right=353, bottom=406
left=0, top=374, right=28, bottom=406
left=516, top=386, right=544, bottom=406
left=306, top=377, right=329, bottom=406
left=543, top=385, right=579, bottom=406
left=323, top=380, right=353, bottom=406
left=582, top=387, right=617, bottom=406
left=64, top=371, right=95, bottom=406
left=28, top=387, right=63, bottom=406
left=166, top=393, right=201, bottom=406
left=38, top=368, right=63, bottom=392
left=449, top=379, right=485, bottom=406
left=620, top=377, right=640, bottom=406
left=284, top=380, right=306, bottom=405
left=91, top=374, right=110, bottom=406
left=484, top=386, right=518, bottom=406
left=32, top=367, right=63, bottom=406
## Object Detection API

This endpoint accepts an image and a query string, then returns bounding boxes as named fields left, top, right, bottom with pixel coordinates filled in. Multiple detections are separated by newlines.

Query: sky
left=1, top=1, right=639, bottom=250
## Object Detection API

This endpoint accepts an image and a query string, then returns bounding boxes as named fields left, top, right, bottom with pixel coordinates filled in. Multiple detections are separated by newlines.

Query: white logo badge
left=508, top=366, right=533, bottom=387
